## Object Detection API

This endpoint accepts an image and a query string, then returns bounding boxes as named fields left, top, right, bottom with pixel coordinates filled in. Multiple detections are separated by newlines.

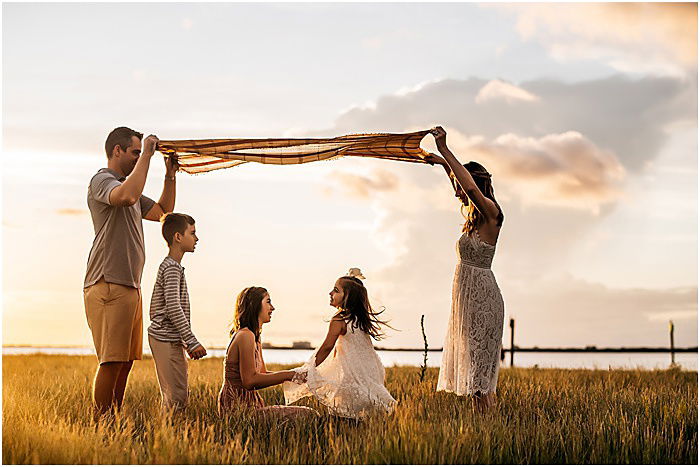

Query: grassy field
left=2, top=355, right=697, bottom=464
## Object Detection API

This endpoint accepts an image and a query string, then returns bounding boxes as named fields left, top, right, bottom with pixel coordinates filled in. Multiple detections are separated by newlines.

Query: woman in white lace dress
left=283, top=269, right=397, bottom=419
left=426, top=126, right=505, bottom=411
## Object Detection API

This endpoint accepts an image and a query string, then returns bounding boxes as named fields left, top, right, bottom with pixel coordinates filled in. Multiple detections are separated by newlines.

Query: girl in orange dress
left=218, top=286, right=317, bottom=418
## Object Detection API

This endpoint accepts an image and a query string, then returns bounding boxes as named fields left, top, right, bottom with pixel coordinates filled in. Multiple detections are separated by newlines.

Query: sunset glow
left=2, top=2, right=697, bottom=351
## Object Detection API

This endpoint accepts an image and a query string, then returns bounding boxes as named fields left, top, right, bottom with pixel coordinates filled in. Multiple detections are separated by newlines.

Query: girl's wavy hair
left=451, top=161, right=504, bottom=235
left=335, top=276, right=393, bottom=341
left=230, top=286, right=268, bottom=342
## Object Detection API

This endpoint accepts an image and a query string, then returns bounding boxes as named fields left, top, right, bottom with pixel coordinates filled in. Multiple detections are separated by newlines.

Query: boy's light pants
left=148, top=335, right=188, bottom=409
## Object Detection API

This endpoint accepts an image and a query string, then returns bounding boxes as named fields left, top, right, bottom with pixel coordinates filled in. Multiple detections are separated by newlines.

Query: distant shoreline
left=3, top=345, right=697, bottom=353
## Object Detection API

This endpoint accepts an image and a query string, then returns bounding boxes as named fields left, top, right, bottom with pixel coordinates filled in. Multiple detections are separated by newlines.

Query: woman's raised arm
left=431, top=127, right=500, bottom=221
left=425, top=152, right=471, bottom=204
left=425, top=152, right=455, bottom=182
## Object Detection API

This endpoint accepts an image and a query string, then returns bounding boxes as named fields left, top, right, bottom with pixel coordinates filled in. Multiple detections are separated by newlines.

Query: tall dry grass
left=2, top=355, right=697, bottom=464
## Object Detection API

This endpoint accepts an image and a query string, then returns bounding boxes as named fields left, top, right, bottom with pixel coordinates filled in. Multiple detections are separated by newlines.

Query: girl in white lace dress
left=283, top=269, right=397, bottom=419
left=427, top=127, right=505, bottom=411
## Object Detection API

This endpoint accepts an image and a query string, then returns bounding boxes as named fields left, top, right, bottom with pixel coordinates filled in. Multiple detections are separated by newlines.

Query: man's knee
left=97, top=361, right=123, bottom=375
left=120, top=361, right=134, bottom=373
left=97, top=361, right=132, bottom=378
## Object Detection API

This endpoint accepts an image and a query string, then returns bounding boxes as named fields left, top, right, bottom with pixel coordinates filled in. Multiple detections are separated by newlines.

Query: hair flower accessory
left=347, top=268, right=366, bottom=279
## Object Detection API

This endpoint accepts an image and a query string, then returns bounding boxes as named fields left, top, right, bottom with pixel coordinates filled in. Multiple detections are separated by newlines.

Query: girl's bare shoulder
left=233, top=328, right=256, bottom=346
left=330, top=315, right=348, bottom=335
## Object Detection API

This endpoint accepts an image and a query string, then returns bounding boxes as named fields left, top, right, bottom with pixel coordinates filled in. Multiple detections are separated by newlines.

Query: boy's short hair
left=161, top=213, right=195, bottom=246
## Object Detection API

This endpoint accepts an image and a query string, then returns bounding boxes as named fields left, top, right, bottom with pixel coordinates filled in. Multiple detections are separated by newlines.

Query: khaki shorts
left=149, top=335, right=189, bottom=409
left=84, top=278, right=143, bottom=364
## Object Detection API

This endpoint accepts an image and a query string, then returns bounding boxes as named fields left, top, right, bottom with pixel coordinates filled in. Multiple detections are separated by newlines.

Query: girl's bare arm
left=257, top=342, right=269, bottom=373
left=237, top=331, right=295, bottom=390
left=315, top=319, right=346, bottom=367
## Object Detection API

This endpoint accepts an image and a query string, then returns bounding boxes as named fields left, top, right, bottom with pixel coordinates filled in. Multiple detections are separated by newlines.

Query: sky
left=2, top=2, right=698, bottom=351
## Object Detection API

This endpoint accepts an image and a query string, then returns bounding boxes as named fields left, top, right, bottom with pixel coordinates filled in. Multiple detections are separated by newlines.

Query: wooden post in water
left=509, top=318, right=515, bottom=367
left=669, top=320, right=675, bottom=365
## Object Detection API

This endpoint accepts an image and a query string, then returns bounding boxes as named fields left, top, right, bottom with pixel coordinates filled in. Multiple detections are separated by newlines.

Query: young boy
left=148, top=212, right=207, bottom=410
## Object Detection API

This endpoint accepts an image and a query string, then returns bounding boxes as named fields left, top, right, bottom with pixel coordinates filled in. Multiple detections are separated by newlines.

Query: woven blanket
left=156, top=130, right=432, bottom=174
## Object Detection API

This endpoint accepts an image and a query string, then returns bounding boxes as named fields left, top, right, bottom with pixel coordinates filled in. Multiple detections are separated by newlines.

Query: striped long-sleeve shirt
left=147, top=256, right=201, bottom=351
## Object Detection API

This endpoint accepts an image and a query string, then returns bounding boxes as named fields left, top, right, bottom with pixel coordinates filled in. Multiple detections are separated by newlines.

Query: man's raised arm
left=109, top=135, right=159, bottom=206
left=144, top=153, right=178, bottom=221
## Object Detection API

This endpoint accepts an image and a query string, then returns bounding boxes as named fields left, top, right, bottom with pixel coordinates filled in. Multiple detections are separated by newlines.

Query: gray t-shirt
left=84, top=168, right=156, bottom=289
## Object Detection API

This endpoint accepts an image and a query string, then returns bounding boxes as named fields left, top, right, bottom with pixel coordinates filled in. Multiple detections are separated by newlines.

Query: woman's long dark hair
left=230, top=286, right=268, bottom=342
left=335, top=276, right=392, bottom=341
left=452, top=161, right=504, bottom=235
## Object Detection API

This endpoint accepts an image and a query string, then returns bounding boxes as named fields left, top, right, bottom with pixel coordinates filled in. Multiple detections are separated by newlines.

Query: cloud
left=327, top=168, right=399, bottom=199
left=447, top=129, right=626, bottom=213
left=320, top=75, right=694, bottom=266
left=507, top=276, right=698, bottom=347
left=325, top=124, right=626, bottom=213
left=56, top=208, right=88, bottom=216
left=500, top=3, right=697, bottom=76
left=332, top=75, right=696, bottom=173
left=395, top=78, right=445, bottom=98
left=475, top=79, right=539, bottom=104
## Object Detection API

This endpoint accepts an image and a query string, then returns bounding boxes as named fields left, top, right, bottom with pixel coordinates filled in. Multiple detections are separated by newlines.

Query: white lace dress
left=437, top=231, right=505, bottom=396
left=283, top=324, right=397, bottom=419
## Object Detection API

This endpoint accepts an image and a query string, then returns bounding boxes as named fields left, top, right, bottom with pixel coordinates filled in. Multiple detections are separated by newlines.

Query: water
left=2, top=347, right=696, bottom=371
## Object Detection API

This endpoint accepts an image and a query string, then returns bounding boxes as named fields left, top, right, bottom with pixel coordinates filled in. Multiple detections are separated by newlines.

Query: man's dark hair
left=105, top=127, right=143, bottom=158
left=161, top=213, right=195, bottom=246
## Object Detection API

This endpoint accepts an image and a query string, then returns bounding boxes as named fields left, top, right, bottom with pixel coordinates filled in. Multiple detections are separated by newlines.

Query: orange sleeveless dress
left=218, top=334, right=265, bottom=413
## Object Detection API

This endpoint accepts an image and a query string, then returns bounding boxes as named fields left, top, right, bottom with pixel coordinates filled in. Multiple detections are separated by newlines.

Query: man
left=83, top=126, right=178, bottom=418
